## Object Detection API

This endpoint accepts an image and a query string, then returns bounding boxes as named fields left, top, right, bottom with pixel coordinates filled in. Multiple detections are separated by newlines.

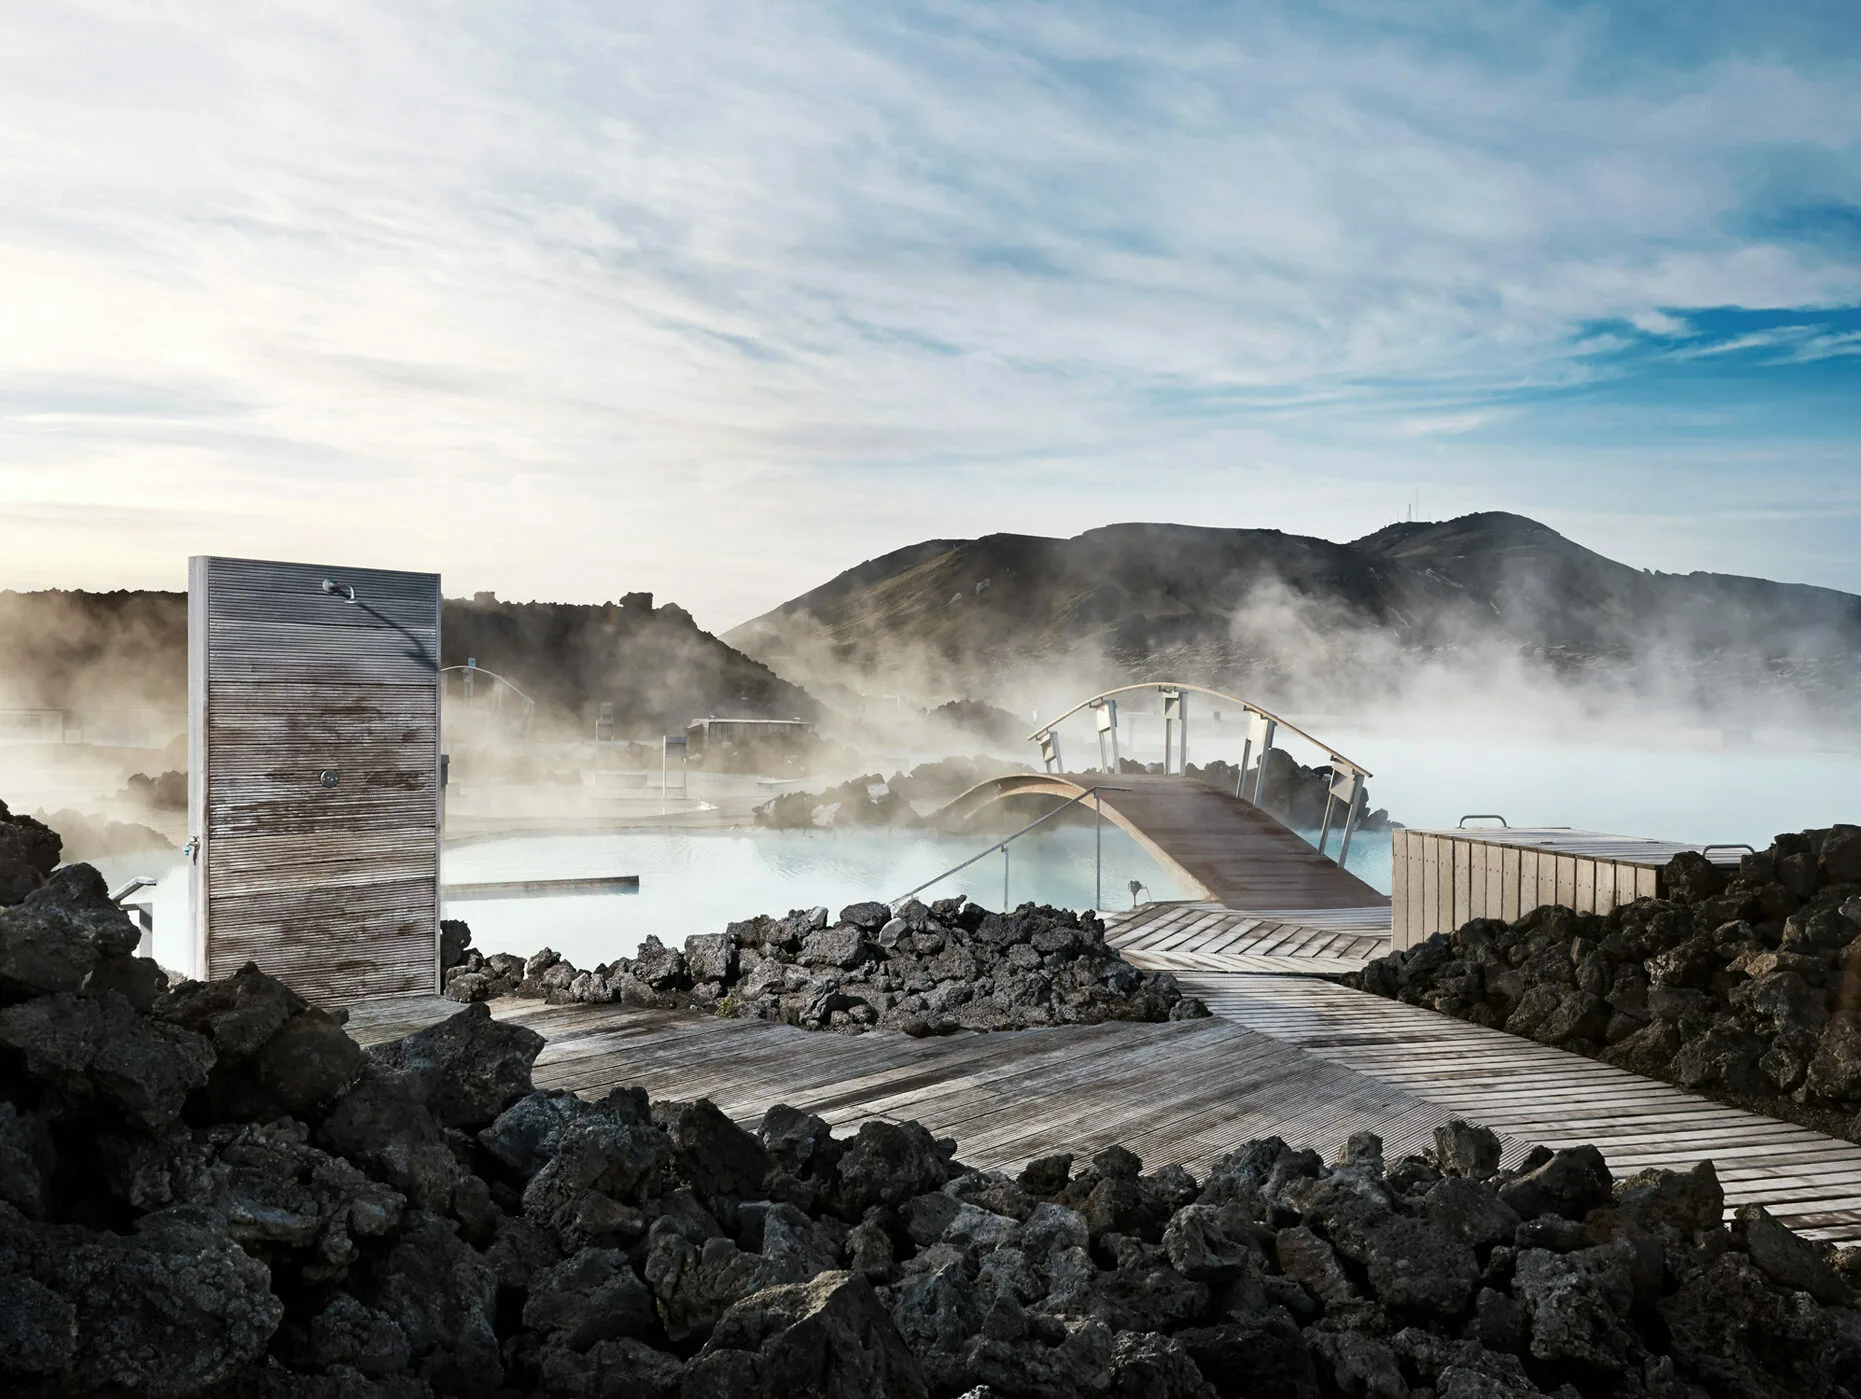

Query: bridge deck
left=351, top=984, right=1861, bottom=1242
left=949, top=773, right=1387, bottom=912
left=1107, top=900, right=1391, bottom=974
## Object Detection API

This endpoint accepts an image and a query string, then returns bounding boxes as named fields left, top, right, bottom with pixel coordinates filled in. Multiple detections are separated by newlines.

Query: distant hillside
left=725, top=514, right=1861, bottom=717
left=0, top=588, right=815, bottom=738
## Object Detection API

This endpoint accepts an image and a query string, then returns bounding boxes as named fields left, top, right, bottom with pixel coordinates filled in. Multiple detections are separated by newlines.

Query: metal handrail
left=109, top=876, right=158, bottom=903
left=1023, top=681, right=1372, bottom=778
left=891, top=785, right=1127, bottom=907
left=1701, top=844, right=1757, bottom=860
left=1458, top=814, right=1509, bottom=828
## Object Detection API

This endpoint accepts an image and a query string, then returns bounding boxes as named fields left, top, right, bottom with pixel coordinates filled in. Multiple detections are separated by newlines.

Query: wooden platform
left=1108, top=901, right=1390, bottom=974
left=347, top=997, right=1456, bottom=1175
left=349, top=979, right=1861, bottom=1242
left=1179, top=973, right=1861, bottom=1242
left=938, top=773, right=1389, bottom=912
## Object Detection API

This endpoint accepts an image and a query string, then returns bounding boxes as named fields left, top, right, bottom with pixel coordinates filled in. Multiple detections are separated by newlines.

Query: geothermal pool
left=87, top=729, right=1858, bottom=979
left=439, top=826, right=1204, bottom=969
left=101, top=823, right=1387, bottom=976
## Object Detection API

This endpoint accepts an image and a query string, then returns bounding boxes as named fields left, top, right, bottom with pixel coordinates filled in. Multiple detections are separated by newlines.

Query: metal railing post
left=890, top=785, right=1129, bottom=907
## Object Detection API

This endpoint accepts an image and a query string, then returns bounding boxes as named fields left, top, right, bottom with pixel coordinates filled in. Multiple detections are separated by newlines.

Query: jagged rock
left=107, top=1119, right=405, bottom=1278
left=1, top=1201, right=284, bottom=1393
left=1511, top=1244, right=1636, bottom=1372
left=761, top=1103, right=844, bottom=1182
left=522, top=1114, right=672, bottom=1246
left=1177, top=1313, right=1319, bottom=1399
left=0, top=988, right=214, bottom=1130
left=0, top=798, right=61, bottom=905
left=0, top=863, right=138, bottom=1000
left=1497, top=1146, right=1612, bottom=1222
left=689, top=1269, right=929, bottom=1399
left=157, top=963, right=363, bottom=1120
left=687, top=933, right=738, bottom=984
left=317, top=1070, right=462, bottom=1211
left=364, top=1210, right=502, bottom=1397
left=1658, top=1251, right=1834, bottom=1399
left=1110, top=1328, right=1218, bottom=1398
left=1424, top=1177, right=1520, bottom=1251
left=479, top=1089, right=599, bottom=1179
left=1732, top=1203, right=1854, bottom=1305
left=667, top=1098, right=774, bottom=1200
left=523, top=1245, right=657, bottom=1350
left=0, top=1101, right=54, bottom=1217
left=1306, top=1329, right=1405, bottom=1399
left=834, top=1119, right=956, bottom=1214
left=304, top=1294, right=412, bottom=1377
left=365, top=1002, right=543, bottom=1128
left=536, top=1337, right=685, bottom=1398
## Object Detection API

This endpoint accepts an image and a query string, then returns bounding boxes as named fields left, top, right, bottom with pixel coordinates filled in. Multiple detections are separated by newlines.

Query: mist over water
left=440, top=826, right=1194, bottom=969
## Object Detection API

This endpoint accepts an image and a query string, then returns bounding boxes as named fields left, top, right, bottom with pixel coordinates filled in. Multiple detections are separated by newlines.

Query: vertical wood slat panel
left=1422, top=836, right=1441, bottom=941
left=1439, top=835, right=1455, bottom=935
left=1453, top=840, right=1471, bottom=928
left=1410, top=837, right=1426, bottom=942
left=1466, top=841, right=1486, bottom=921
left=1500, top=845, right=1521, bottom=923
left=1391, top=832, right=1410, bottom=948
left=1574, top=857, right=1595, bottom=915
left=1519, top=850, right=1541, bottom=918
left=1555, top=855, right=1577, bottom=911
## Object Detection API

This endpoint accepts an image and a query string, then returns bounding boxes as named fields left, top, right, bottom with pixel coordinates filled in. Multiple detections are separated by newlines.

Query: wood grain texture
left=939, top=773, right=1388, bottom=911
left=1180, top=972, right=1861, bottom=1243
left=192, top=555, right=441, bottom=1005
left=347, top=978, right=1861, bottom=1243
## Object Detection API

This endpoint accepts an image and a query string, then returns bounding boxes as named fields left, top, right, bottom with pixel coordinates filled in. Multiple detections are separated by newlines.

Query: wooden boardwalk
left=350, top=979, right=1861, bottom=1242
left=1179, top=973, right=1861, bottom=1242
left=1107, top=901, right=1390, bottom=974
left=938, top=773, right=1389, bottom=912
left=347, top=997, right=1456, bottom=1176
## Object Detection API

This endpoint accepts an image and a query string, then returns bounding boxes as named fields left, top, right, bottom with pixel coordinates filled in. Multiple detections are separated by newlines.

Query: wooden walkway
left=1179, top=973, right=1861, bottom=1242
left=350, top=979, right=1861, bottom=1242
left=1107, top=901, right=1390, bottom=974
left=347, top=997, right=1456, bottom=1177
left=937, top=773, right=1390, bottom=912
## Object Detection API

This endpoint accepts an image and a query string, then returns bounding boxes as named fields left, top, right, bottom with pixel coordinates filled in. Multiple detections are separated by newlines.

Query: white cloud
left=0, top=1, right=1857, bottom=623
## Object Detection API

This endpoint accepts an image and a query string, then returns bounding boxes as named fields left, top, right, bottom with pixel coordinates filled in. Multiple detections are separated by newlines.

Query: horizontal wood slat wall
left=191, top=556, right=441, bottom=1003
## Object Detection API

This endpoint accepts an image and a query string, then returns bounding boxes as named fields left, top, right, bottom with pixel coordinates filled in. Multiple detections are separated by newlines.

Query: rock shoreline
left=1352, top=826, right=1861, bottom=1143
left=6, top=807, right=1861, bottom=1394
left=441, top=898, right=1207, bottom=1036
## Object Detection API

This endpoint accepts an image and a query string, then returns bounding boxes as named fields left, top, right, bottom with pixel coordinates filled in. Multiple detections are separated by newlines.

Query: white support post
left=1094, top=700, right=1118, bottom=773
left=1247, top=715, right=1277, bottom=802
left=1038, top=730, right=1063, bottom=774
left=1337, top=771, right=1367, bottom=865
left=1161, top=690, right=1183, bottom=775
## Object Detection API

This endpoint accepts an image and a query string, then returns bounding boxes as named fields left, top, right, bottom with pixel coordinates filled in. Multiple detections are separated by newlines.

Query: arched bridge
left=935, top=770, right=1385, bottom=911
left=931, top=680, right=1388, bottom=921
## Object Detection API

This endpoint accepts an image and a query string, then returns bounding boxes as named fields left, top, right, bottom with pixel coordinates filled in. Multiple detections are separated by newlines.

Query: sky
left=1, top=0, right=1858, bottom=632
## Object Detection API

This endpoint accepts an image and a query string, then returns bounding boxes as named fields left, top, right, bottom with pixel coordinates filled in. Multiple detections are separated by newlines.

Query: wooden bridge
left=936, top=773, right=1388, bottom=913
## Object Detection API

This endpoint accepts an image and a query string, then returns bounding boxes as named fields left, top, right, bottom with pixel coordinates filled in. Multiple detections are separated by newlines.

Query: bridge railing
left=892, top=785, right=1127, bottom=911
left=1024, top=681, right=1373, bottom=867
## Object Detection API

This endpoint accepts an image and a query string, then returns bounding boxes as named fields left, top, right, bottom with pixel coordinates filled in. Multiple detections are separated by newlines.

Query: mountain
left=0, top=588, right=816, bottom=740
left=724, top=513, right=1861, bottom=717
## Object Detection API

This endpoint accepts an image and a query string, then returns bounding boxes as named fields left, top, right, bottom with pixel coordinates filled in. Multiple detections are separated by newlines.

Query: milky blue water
left=440, top=825, right=1199, bottom=967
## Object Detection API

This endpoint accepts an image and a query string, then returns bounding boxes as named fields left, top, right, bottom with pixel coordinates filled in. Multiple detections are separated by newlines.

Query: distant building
left=685, top=715, right=814, bottom=755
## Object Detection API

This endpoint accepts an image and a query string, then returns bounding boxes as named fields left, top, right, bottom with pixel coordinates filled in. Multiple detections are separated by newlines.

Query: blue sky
left=0, top=0, right=1856, bottom=627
